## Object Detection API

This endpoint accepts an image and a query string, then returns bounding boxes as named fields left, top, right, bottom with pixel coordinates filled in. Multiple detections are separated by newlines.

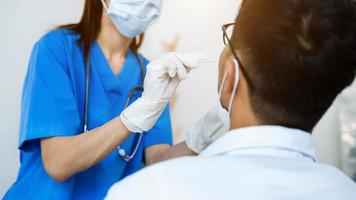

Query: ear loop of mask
left=218, top=59, right=240, bottom=114
left=218, top=71, right=229, bottom=97
left=227, top=59, right=240, bottom=113
left=100, top=0, right=109, bottom=11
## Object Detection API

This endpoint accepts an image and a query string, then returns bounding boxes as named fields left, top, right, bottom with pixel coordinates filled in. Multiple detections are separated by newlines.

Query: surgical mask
left=216, top=59, right=240, bottom=134
left=185, top=59, right=240, bottom=153
left=101, top=0, right=161, bottom=38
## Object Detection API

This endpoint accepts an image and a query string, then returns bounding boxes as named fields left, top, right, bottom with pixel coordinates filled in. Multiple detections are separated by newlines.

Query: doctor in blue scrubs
left=4, top=0, right=201, bottom=199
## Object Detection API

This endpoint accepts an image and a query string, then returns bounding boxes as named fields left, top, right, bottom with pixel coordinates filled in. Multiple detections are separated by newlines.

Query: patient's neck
left=229, top=98, right=260, bottom=130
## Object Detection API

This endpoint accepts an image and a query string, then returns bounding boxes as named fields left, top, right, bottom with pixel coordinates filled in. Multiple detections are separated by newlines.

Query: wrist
left=117, top=117, right=132, bottom=138
left=120, top=98, right=168, bottom=133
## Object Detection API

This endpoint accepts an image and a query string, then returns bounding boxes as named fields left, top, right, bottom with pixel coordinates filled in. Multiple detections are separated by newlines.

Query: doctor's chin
left=1, top=0, right=356, bottom=200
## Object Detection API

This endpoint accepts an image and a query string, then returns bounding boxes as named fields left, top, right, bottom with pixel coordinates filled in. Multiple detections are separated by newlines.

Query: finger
left=167, top=64, right=177, bottom=78
left=169, top=54, right=187, bottom=80
left=162, top=56, right=177, bottom=78
left=166, top=76, right=181, bottom=96
left=175, top=53, right=206, bottom=69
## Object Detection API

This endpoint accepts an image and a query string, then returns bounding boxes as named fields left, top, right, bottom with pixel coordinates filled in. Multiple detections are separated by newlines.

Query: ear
left=220, top=58, right=236, bottom=109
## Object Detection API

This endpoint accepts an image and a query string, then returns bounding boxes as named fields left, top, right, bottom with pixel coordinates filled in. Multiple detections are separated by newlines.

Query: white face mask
left=101, top=0, right=161, bottom=38
left=184, top=59, right=240, bottom=153
left=216, top=59, right=240, bottom=134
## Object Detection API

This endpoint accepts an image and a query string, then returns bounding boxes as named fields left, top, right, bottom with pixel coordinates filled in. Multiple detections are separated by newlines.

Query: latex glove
left=120, top=52, right=205, bottom=133
left=185, top=105, right=230, bottom=153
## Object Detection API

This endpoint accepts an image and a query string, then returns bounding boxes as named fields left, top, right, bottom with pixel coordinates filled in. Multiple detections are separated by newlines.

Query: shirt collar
left=200, top=125, right=316, bottom=161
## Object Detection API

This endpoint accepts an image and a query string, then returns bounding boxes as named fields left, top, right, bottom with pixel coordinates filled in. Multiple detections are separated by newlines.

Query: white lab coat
left=106, top=126, right=356, bottom=200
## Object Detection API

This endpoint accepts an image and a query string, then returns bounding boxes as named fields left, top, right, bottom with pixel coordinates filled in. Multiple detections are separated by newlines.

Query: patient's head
left=219, top=0, right=356, bottom=132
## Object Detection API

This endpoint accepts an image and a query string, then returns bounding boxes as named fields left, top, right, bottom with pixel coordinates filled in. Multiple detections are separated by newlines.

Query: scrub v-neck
left=92, top=42, right=134, bottom=95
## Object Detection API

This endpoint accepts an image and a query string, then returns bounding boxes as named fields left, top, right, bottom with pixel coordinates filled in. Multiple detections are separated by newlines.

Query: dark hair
left=59, top=0, right=144, bottom=59
left=232, top=0, right=356, bottom=131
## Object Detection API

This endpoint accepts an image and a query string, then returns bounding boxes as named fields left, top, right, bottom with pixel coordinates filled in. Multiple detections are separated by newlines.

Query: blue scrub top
left=4, top=29, right=173, bottom=200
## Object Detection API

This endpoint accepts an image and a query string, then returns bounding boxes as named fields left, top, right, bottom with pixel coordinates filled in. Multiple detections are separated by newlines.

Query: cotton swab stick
left=199, top=60, right=219, bottom=64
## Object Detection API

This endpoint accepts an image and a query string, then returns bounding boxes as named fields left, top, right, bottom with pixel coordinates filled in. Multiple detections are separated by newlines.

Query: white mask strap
left=227, top=59, right=240, bottom=113
left=100, top=0, right=109, bottom=11
left=219, top=71, right=229, bottom=97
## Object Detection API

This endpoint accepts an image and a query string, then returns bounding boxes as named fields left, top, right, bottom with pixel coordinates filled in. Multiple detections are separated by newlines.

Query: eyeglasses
left=222, top=23, right=255, bottom=91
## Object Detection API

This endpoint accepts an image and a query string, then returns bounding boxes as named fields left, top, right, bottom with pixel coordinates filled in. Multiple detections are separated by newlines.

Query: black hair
left=233, top=0, right=356, bottom=131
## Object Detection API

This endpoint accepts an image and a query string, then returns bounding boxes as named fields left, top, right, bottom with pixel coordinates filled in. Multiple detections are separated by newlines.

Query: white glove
left=121, top=52, right=205, bottom=133
left=185, top=105, right=230, bottom=153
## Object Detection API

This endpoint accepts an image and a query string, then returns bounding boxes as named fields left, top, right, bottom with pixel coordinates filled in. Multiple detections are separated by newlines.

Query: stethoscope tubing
left=84, top=53, right=91, bottom=133
left=83, top=51, right=146, bottom=162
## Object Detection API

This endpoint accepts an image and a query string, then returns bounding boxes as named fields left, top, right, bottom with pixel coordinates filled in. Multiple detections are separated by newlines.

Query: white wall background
left=0, top=0, right=85, bottom=196
left=0, top=0, right=349, bottom=197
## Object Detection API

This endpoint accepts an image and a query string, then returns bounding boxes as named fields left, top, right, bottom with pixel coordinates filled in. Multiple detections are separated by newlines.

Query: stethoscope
left=84, top=51, right=146, bottom=162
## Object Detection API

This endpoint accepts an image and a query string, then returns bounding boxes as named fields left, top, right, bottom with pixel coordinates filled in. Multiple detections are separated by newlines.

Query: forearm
left=146, top=142, right=197, bottom=165
left=41, top=116, right=131, bottom=182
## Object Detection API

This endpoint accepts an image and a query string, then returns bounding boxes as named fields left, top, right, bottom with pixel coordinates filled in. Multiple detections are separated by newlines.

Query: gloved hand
left=120, top=52, right=205, bottom=133
left=185, top=105, right=230, bottom=153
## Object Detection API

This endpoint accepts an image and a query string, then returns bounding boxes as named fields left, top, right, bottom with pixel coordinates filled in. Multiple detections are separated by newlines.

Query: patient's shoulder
left=109, top=156, right=356, bottom=200
left=106, top=157, right=200, bottom=200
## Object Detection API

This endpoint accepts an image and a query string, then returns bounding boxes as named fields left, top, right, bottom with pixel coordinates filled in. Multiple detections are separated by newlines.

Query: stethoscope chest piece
left=118, top=148, right=126, bottom=157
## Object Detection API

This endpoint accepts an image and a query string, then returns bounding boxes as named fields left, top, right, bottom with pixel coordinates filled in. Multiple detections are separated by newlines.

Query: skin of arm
left=145, top=142, right=197, bottom=165
left=42, top=116, right=196, bottom=182
left=41, top=116, right=131, bottom=182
